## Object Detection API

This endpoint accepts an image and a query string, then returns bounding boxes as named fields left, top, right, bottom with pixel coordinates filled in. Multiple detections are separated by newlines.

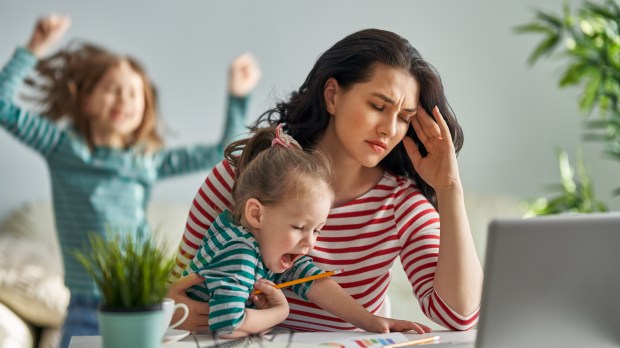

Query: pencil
left=251, top=269, right=344, bottom=294
left=383, top=336, right=440, bottom=348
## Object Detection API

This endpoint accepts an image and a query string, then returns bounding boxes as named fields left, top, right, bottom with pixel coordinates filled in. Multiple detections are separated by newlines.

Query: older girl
left=0, top=14, right=259, bottom=346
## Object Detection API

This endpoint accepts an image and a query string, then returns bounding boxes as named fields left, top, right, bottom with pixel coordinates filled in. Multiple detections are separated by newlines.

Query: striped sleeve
left=394, top=177, right=479, bottom=330
left=155, top=95, right=249, bottom=179
left=187, top=241, right=258, bottom=333
left=169, top=160, right=236, bottom=281
left=0, top=47, right=63, bottom=157
left=272, top=256, right=324, bottom=300
left=0, top=47, right=36, bottom=101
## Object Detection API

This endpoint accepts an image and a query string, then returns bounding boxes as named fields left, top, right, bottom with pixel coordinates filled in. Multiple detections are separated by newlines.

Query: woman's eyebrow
left=371, top=93, right=417, bottom=113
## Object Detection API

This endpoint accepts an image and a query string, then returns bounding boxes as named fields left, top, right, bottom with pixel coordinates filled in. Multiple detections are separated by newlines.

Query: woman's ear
left=324, top=77, right=339, bottom=115
left=244, top=198, right=263, bottom=229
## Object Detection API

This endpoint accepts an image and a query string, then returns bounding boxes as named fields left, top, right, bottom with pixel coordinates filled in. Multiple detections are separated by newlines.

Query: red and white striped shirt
left=171, top=160, right=479, bottom=331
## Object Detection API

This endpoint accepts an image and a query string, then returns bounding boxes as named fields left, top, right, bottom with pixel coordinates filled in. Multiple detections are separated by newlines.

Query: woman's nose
left=378, top=115, right=397, bottom=138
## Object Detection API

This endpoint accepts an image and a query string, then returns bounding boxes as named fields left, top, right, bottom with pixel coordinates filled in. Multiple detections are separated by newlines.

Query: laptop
left=435, top=213, right=620, bottom=348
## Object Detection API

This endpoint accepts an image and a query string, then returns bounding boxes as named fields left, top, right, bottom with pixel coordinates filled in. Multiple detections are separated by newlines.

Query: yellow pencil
left=251, top=269, right=344, bottom=294
left=383, top=336, right=440, bottom=348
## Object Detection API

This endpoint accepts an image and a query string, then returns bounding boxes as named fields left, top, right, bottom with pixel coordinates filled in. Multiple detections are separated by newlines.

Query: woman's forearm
left=433, top=185, right=483, bottom=316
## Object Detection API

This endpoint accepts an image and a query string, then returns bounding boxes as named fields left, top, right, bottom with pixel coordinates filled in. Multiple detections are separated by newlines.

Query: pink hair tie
left=271, top=124, right=302, bottom=149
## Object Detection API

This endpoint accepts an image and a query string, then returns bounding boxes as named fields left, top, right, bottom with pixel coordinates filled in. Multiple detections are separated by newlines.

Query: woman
left=167, top=28, right=483, bottom=332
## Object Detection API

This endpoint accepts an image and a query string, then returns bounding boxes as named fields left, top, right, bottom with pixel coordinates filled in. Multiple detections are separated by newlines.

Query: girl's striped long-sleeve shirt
left=0, top=47, right=249, bottom=297
left=171, top=160, right=480, bottom=331
left=183, top=210, right=323, bottom=334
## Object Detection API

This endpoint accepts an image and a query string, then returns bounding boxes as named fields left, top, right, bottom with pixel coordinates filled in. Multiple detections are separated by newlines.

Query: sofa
left=0, top=201, right=189, bottom=348
left=0, top=192, right=522, bottom=347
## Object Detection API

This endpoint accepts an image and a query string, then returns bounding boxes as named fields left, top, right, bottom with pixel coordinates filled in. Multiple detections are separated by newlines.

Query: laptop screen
left=475, top=213, right=620, bottom=348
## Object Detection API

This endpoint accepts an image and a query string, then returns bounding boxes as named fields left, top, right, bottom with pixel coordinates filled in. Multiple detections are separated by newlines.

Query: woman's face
left=323, top=63, right=419, bottom=168
left=84, top=60, right=146, bottom=145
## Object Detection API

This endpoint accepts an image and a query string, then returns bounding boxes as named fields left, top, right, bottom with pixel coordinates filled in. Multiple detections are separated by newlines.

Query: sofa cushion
left=0, top=236, right=69, bottom=328
left=0, top=302, right=35, bottom=348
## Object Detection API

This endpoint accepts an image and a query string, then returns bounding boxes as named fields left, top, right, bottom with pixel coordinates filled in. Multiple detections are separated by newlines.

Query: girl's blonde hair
left=25, top=41, right=164, bottom=151
left=225, top=125, right=333, bottom=222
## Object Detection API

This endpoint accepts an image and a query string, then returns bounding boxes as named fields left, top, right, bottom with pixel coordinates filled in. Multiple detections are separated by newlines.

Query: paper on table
left=271, top=332, right=410, bottom=348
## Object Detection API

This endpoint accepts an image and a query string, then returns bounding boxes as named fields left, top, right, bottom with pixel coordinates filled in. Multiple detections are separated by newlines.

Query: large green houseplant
left=515, top=0, right=620, bottom=214
left=73, top=232, right=175, bottom=348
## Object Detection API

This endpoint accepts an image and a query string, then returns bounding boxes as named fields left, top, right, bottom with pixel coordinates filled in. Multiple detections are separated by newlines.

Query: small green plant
left=523, top=148, right=608, bottom=216
left=515, top=0, right=620, bottom=198
left=73, top=232, right=175, bottom=308
left=514, top=0, right=620, bottom=215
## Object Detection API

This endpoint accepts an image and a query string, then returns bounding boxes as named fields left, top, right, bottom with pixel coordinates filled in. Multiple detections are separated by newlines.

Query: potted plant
left=515, top=0, right=620, bottom=214
left=73, top=232, right=175, bottom=348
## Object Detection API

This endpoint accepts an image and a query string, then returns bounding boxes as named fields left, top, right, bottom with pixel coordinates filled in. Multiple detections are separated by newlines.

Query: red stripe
left=322, top=216, right=392, bottom=231
left=335, top=257, right=395, bottom=278
left=394, top=190, right=426, bottom=211
left=311, top=246, right=399, bottom=265
left=394, top=199, right=427, bottom=226
left=340, top=274, right=387, bottom=294
left=222, top=160, right=235, bottom=178
left=180, top=233, right=199, bottom=251
left=412, top=274, right=434, bottom=296
left=328, top=205, right=392, bottom=219
left=213, top=163, right=233, bottom=193
left=204, top=178, right=231, bottom=210
left=397, top=209, right=438, bottom=238
left=401, top=243, right=439, bottom=266
left=403, top=251, right=438, bottom=272
left=188, top=210, right=211, bottom=231
left=317, top=223, right=395, bottom=243
left=362, top=277, right=390, bottom=308
left=314, top=234, right=399, bottom=254
left=433, top=292, right=480, bottom=328
left=429, top=299, right=457, bottom=330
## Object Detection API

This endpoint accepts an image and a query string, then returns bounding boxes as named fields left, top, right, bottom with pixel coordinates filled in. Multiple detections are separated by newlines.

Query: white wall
left=1, top=0, right=619, bottom=222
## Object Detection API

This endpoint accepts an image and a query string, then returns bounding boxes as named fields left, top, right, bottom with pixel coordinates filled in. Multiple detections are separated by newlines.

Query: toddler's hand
left=228, top=53, right=261, bottom=97
left=27, top=14, right=71, bottom=58
left=250, top=278, right=288, bottom=311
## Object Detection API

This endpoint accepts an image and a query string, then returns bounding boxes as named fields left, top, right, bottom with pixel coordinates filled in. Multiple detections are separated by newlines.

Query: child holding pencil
left=182, top=125, right=432, bottom=337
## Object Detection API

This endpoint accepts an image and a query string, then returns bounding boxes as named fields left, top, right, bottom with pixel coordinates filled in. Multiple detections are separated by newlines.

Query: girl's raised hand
left=402, top=105, right=461, bottom=193
left=228, top=52, right=261, bottom=97
left=27, top=14, right=71, bottom=58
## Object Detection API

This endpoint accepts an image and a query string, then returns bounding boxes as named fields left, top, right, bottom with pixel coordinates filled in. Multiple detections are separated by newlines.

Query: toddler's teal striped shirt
left=184, top=210, right=324, bottom=334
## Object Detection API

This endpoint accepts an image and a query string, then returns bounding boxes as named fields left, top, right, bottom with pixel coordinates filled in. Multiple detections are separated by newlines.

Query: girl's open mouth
left=280, top=253, right=303, bottom=269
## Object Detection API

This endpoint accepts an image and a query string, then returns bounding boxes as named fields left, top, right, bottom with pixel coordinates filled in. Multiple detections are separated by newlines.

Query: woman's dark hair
left=252, top=28, right=463, bottom=207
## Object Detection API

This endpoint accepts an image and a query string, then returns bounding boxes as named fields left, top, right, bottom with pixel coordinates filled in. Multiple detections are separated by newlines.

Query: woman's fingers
left=168, top=273, right=205, bottom=295
left=417, top=106, right=442, bottom=139
left=430, top=105, right=453, bottom=142
left=402, top=136, right=422, bottom=167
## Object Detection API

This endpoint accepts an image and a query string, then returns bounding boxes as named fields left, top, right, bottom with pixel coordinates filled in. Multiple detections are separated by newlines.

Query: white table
left=69, top=330, right=477, bottom=348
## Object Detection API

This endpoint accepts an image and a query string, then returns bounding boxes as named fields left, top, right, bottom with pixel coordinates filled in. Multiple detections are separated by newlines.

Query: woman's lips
left=366, top=140, right=387, bottom=154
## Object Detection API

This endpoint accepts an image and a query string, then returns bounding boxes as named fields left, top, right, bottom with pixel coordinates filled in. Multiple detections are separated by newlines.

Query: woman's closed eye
left=371, top=103, right=385, bottom=111
left=399, top=114, right=413, bottom=123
